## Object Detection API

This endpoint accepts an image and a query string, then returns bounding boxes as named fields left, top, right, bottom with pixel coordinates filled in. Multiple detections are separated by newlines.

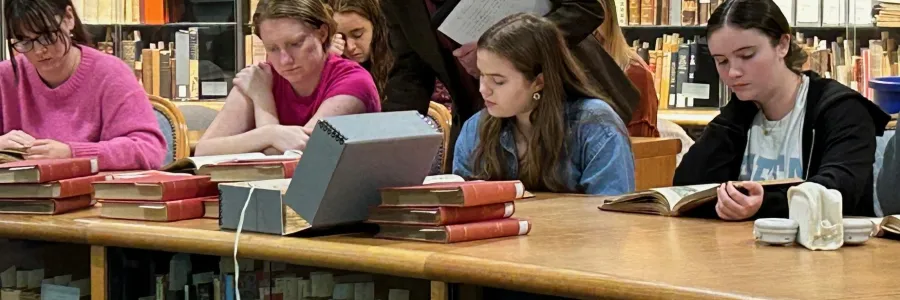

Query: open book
left=0, top=148, right=27, bottom=163
left=160, top=150, right=302, bottom=173
left=868, top=215, right=900, bottom=238
left=599, top=178, right=803, bottom=217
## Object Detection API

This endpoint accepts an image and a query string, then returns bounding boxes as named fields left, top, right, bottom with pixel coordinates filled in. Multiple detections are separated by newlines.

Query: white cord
left=233, top=184, right=256, bottom=300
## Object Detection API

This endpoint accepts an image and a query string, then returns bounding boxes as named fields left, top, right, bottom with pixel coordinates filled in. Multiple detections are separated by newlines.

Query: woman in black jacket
left=674, top=0, right=891, bottom=221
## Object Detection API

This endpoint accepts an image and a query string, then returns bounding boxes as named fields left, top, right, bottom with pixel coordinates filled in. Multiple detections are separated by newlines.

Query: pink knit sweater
left=0, top=46, right=167, bottom=171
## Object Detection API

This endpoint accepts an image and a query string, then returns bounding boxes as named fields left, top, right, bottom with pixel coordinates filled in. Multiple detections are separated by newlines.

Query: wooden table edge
left=422, top=253, right=755, bottom=300
left=80, top=219, right=435, bottom=280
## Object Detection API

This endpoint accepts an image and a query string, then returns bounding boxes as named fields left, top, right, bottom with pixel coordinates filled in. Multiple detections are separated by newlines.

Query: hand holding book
left=716, top=181, right=764, bottom=221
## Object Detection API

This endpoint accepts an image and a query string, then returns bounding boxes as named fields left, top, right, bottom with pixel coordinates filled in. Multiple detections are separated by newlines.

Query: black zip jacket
left=674, top=71, right=891, bottom=218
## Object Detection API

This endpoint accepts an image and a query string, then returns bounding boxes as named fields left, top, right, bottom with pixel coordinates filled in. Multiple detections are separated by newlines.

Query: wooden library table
left=1, top=194, right=899, bottom=299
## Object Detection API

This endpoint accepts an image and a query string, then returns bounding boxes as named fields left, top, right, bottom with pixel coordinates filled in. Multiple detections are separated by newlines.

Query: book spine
left=37, top=159, right=97, bottom=183
left=445, top=218, right=531, bottom=243
left=459, top=181, right=522, bottom=206
left=55, top=174, right=106, bottom=198
left=51, top=194, right=95, bottom=214
left=282, top=160, right=299, bottom=178
left=439, top=202, right=515, bottom=225
left=161, top=177, right=218, bottom=201
left=166, top=198, right=205, bottom=221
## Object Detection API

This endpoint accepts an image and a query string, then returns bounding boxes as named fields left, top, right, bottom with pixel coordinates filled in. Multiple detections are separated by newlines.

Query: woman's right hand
left=329, top=34, right=346, bottom=57
left=265, top=125, right=313, bottom=153
left=233, top=62, right=274, bottom=102
left=0, top=130, right=36, bottom=150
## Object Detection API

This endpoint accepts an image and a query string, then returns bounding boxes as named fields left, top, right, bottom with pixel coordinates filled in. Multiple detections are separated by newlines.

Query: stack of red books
left=93, top=170, right=218, bottom=222
left=0, top=158, right=103, bottom=215
left=369, top=180, right=532, bottom=243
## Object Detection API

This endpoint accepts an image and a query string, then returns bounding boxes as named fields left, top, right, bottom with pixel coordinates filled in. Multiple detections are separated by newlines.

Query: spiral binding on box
left=317, top=120, right=347, bottom=145
left=419, top=112, right=440, bottom=133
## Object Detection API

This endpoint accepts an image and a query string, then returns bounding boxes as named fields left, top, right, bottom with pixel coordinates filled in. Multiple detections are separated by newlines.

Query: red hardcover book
left=375, top=218, right=532, bottom=243
left=196, top=159, right=299, bottom=182
left=0, top=158, right=98, bottom=183
left=379, top=180, right=526, bottom=207
left=0, top=174, right=107, bottom=199
left=99, top=196, right=209, bottom=222
left=0, top=194, right=95, bottom=215
left=93, top=172, right=217, bottom=201
left=368, top=202, right=515, bottom=226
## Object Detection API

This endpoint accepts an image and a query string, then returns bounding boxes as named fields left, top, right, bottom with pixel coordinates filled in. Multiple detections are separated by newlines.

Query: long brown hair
left=252, top=0, right=336, bottom=51
left=594, top=0, right=644, bottom=70
left=473, top=13, right=611, bottom=193
left=4, top=0, right=91, bottom=80
left=326, top=0, right=392, bottom=100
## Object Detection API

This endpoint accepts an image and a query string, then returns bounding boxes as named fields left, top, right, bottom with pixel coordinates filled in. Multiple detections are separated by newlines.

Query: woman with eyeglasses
left=194, top=0, right=380, bottom=156
left=0, top=0, right=167, bottom=170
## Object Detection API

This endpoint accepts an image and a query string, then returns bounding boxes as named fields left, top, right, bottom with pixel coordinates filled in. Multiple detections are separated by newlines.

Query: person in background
left=453, top=13, right=635, bottom=196
left=326, top=0, right=392, bottom=100
left=674, top=0, right=890, bottom=221
left=195, top=0, right=380, bottom=156
left=877, top=133, right=900, bottom=216
left=0, top=0, right=166, bottom=171
left=380, top=0, right=639, bottom=165
left=594, top=0, right=659, bottom=137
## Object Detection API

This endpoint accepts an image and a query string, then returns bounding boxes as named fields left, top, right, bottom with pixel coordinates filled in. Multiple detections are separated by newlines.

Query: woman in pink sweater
left=0, top=0, right=167, bottom=170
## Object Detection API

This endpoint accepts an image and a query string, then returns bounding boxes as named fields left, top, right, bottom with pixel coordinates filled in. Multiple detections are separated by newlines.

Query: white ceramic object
left=843, top=219, right=874, bottom=245
left=788, top=182, right=844, bottom=251
left=753, top=218, right=799, bottom=245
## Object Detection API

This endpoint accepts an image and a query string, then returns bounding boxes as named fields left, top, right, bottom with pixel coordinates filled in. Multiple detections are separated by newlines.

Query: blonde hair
left=252, top=0, right=336, bottom=50
left=594, top=0, right=644, bottom=70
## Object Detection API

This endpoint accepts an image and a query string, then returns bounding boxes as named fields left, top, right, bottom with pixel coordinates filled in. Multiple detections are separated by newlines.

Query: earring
left=532, top=92, right=541, bottom=101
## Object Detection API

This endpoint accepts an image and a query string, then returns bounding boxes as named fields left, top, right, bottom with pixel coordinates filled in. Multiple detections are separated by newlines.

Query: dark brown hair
left=252, top=0, right=336, bottom=51
left=473, top=13, right=611, bottom=193
left=326, top=0, right=392, bottom=100
left=707, top=0, right=807, bottom=74
left=4, top=0, right=91, bottom=78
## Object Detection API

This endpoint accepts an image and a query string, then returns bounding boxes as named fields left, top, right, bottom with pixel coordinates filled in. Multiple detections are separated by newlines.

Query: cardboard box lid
left=286, top=111, right=442, bottom=228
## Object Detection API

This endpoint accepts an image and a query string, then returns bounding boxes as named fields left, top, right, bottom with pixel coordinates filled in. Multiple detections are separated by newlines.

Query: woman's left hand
left=25, top=139, right=72, bottom=160
left=715, top=181, right=764, bottom=221
left=329, top=34, right=346, bottom=56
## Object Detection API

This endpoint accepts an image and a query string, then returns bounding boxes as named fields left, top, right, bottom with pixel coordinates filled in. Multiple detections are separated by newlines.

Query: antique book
left=99, top=196, right=209, bottom=222
left=375, top=218, right=532, bottom=243
left=870, top=215, right=900, bottom=237
left=367, top=202, right=515, bottom=226
left=203, top=197, right=219, bottom=219
left=196, top=158, right=299, bottom=182
left=0, top=194, right=94, bottom=215
left=379, top=180, right=526, bottom=207
left=0, top=174, right=106, bottom=199
left=161, top=151, right=300, bottom=174
left=0, top=158, right=98, bottom=184
left=92, top=172, right=217, bottom=201
left=600, top=178, right=803, bottom=216
left=0, top=149, right=26, bottom=164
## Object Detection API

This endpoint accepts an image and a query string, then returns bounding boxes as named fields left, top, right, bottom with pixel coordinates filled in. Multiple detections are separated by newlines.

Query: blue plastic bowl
left=869, top=77, right=900, bottom=114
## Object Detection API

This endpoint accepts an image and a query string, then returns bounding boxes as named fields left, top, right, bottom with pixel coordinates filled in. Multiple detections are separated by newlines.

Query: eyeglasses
left=10, top=33, right=58, bottom=53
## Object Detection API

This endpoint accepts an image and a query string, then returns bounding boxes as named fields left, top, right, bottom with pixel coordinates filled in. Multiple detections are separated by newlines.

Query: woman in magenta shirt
left=195, top=0, right=380, bottom=156
left=0, top=0, right=167, bottom=171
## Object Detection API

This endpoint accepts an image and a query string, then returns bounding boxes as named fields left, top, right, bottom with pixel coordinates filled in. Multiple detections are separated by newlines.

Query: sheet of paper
left=773, top=0, right=794, bottom=25
left=796, top=0, right=821, bottom=23
left=438, top=0, right=552, bottom=45
left=41, top=284, right=80, bottom=300
left=190, top=152, right=267, bottom=168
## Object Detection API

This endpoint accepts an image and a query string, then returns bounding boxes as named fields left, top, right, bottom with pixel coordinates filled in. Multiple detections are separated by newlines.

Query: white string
left=233, top=184, right=256, bottom=300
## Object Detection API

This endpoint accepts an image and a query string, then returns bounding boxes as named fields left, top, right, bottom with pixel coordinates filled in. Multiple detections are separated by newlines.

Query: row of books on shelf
left=1, top=261, right=90, bottom=300
left=634, top=29, right=900, bottom=108
left=74, top=0, right=166, bottom=25
left=120, top=29, right=203, bottom=101
left=617, top=0, right=877, bottom=27
left=632, top=34, right=722, bottom=109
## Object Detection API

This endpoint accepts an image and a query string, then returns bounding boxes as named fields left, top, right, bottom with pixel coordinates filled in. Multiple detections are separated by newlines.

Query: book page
left=188, top=152, right=266, bottom=167
left=650, top=183, right=719, bottom=211
left=438, top=0, right=552, bottom=45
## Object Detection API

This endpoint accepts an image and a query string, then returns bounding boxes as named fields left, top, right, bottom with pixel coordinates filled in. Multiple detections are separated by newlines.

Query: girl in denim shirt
left=452, top=13, right=635, bottom=196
